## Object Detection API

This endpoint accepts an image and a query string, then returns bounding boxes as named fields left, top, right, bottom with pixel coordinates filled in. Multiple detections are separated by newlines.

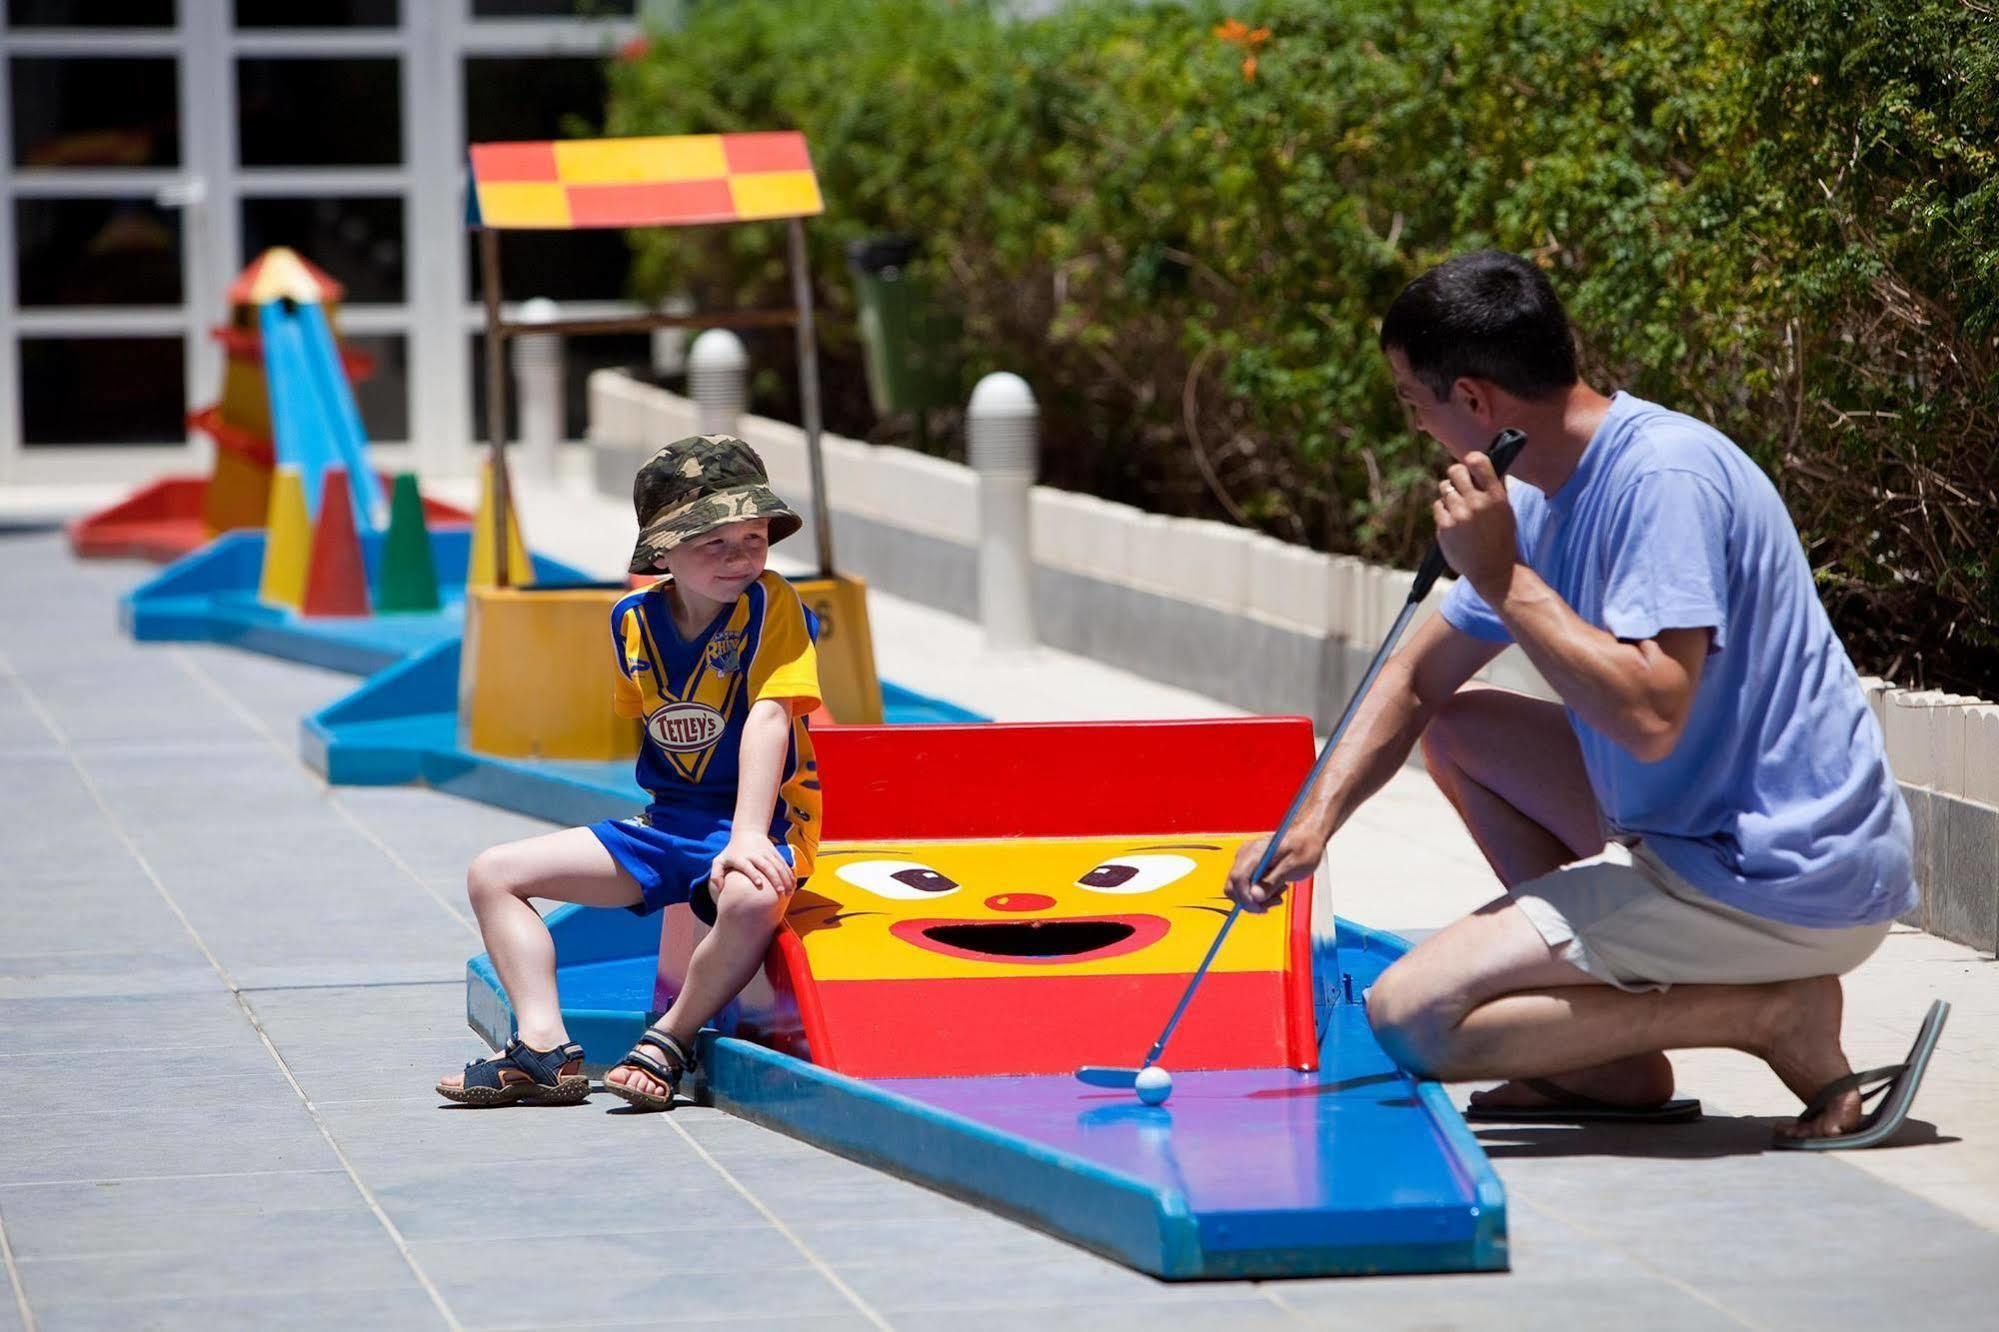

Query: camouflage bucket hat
left=627, top=434, right=801, bottom=574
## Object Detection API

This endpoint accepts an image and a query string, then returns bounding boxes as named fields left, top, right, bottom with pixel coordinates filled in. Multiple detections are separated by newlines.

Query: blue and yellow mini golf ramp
left=466, top=719, right=1507, bottom=1279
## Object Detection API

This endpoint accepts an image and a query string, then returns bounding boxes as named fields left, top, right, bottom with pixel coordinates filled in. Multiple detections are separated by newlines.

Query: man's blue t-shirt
left=1441, top=392, right=1914, bottom=928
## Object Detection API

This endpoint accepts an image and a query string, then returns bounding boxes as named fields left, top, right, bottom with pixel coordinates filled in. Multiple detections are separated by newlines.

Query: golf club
left=1076, top=427, right=1528, bottom=1101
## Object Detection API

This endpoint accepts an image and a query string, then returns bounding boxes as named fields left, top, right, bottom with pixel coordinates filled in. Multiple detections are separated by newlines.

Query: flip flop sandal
left=605, top=1029, right=694, bottom=1112
left=437, top=1038, right=589, bottom=1107
left=1463, top=1077, right=1703, bottom=1124
left=1775, top=998, right=1950, bottom=1151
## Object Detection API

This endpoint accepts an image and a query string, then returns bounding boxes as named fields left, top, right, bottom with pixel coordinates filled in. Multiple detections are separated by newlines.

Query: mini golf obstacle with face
left=467, top=719, right=1508, bottom=1279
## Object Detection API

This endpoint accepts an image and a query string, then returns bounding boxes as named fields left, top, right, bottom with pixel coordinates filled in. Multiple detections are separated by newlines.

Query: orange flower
left=1212, top=18, right=1271, bottom=82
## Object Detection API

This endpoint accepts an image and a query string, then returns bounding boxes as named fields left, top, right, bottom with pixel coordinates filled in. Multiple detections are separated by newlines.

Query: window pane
left=10, top=58, right=179, bottom=168
left=241, top=196, right=403, bottom=304
left=471, top=331, right=645, bottom=442
left=234, top=0, right=396, bottom=25
left=468, top=229, right=632, bottom=303
left=8, top=1, right=175, bottom=25
left=22, top=337, right=185, bottom=446
left=464, top=56, right=603, bottom=145
left=237, top=58, right=401, bottom=167
left=471, top=1, right=635, bottom=16
left=343, top=333, right=408, bottom=442
left=15, top=198, right=182, bottom=306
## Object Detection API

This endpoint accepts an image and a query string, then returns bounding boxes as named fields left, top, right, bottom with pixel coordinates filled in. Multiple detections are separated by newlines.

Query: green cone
left=375, top=472, right=441, bottom=613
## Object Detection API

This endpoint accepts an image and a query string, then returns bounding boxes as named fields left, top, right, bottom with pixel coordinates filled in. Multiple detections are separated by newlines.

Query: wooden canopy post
left=789, top=216, right=834, bottom=578
left=477, top=226, right=515, bottom=588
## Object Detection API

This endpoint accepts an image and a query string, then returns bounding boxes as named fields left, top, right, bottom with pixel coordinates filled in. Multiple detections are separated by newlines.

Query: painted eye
left=1075, top=854, right=1197, bottom=895
left=833, top=860, right=962, bottom=900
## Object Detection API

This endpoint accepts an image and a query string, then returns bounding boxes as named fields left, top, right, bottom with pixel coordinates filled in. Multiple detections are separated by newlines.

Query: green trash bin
left=846, top=234, right=961, bottom=448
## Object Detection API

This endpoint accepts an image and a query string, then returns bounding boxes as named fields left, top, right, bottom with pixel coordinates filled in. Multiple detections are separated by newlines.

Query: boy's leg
left=607, top=869, right=787, bottom=1098
left=1365, top=899, right=1863, bottom=1140
left=441, top=827, right=643, bottom=1089
left=1420, top=685, right=1675, bottom=1109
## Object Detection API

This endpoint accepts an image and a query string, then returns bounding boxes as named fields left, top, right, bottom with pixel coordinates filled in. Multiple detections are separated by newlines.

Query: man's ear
left=1451, top=376, right=1499, bottom=426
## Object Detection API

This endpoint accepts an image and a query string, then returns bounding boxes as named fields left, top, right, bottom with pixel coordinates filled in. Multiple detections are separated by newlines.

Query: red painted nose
left=985, top=893, right=1056, bottom=913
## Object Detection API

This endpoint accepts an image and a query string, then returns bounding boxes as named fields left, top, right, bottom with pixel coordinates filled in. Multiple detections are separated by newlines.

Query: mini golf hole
left=922, top=920, right=1135, bottom=958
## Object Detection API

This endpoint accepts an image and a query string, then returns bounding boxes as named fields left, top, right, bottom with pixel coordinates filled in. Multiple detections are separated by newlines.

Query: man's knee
left=1366, top=959, right=1466, bottom=1078
left=1419, top=686, right=1484, bottom=779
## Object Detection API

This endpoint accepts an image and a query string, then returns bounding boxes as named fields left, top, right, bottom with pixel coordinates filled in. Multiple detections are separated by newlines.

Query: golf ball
left=1135, top=1066, right=1173, bottom=1106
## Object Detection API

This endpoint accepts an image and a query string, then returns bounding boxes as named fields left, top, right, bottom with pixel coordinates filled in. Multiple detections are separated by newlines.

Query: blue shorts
left=587, top=807, right=795, bottom=924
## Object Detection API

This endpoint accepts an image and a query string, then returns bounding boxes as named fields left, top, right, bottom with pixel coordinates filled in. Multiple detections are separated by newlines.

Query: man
left=1226, top=250, right=1936, bottom=1147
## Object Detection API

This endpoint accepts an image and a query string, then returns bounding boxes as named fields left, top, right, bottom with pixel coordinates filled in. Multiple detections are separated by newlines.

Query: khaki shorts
left=1511, top=840, right=1890, bottom=993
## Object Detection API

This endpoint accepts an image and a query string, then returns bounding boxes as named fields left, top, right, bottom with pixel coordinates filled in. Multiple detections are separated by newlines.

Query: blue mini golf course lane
left=300, top=637, right=984, bottom=824
left=121, top=526, right=593, bottom=675
left=465, top=913, right=1507, bottom=1281
left=120, top=526, right=984, bottom=823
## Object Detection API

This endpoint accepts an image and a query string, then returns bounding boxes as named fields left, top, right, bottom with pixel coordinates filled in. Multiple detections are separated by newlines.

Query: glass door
left=0, top=0, right=214, bottom=480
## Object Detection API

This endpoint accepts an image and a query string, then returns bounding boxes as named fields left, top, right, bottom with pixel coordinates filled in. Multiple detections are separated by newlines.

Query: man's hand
left=1434, top=450, right=1517, bottom=598
left=711, top=832, right=795, bottom=897
left=1225, top=826, right=1327, bottom=914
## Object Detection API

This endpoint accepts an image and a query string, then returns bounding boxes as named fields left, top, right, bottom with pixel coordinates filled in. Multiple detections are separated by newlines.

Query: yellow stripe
left=554, top=135, right=727, bottom=185
left=726, top=171, right=824, bottom=220
left=476, top=182, right=572, bottom=228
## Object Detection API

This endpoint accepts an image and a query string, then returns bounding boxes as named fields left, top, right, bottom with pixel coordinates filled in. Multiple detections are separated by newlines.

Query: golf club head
left=1075, top=1065, right=1142, bottom=1088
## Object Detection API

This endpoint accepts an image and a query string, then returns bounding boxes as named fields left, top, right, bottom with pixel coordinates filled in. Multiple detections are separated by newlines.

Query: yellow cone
left=467, top=459, right=534, bottom=589
left=258, top=465, right=312, bottom=608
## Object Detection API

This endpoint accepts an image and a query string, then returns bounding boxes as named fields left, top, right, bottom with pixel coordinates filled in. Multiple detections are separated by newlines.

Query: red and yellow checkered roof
left=467, top=132, right=823, bottom=230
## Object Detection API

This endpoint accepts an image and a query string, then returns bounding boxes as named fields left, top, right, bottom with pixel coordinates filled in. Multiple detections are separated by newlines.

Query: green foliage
left=608, top=0, right=1999, bottom=693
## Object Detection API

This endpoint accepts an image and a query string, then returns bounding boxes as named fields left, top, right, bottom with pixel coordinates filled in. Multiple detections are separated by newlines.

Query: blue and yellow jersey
left=610, top=571, right=821, bottom=875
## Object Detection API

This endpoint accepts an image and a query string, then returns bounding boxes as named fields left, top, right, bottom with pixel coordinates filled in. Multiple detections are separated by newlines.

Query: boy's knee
left=467, top=844, right=531, bottom=905
left=710, top=874, right=787, bottom=931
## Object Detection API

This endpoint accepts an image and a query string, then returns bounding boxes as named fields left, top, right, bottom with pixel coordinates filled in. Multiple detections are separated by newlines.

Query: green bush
left=608, top=0, right=1999, bottom=694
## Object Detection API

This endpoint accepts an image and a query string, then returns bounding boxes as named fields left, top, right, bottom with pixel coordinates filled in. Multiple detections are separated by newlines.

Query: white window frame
left=0, top=0, right=641, bottom=484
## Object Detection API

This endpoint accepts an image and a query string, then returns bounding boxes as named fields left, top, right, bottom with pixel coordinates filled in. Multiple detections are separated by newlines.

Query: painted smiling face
left=786, top=836, right=1288, bottom=981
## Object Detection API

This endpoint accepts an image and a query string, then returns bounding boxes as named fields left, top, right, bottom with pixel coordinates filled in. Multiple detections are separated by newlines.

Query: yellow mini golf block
left=467, top=460, right=535, bottom=589
left=258, top=466, right=311, bottom=609
left=792, top=573, right=883, bottom=724
left=459, top=585, right=641, bottom=761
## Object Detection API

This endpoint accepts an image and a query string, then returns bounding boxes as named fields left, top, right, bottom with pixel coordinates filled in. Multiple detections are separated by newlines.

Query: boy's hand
left=711, top=833, right=795, bottom=897
left=1224, top=827, right=1326, bottom=914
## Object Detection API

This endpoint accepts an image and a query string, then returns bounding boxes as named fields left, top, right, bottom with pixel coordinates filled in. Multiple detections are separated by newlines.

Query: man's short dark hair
left=1379, top=250, right=1579, bottom=401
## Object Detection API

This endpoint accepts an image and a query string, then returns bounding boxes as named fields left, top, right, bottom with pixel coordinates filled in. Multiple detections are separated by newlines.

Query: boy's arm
left=715, top=697, right=799, bottom=895
left=1225, top=612, right=1502, bottom=910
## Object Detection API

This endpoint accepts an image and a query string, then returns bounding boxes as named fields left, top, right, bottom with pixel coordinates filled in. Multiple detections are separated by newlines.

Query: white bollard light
left=512, top=297, right=564, bottom=483
left=966, top=371, right=1039, bottom=652
left=687, top=328, right=749, bottom=436
left=650, top=291, right=697, bottom=377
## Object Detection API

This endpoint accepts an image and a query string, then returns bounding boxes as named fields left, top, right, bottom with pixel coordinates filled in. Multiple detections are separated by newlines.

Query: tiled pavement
left=3, top=512, right=1996, bottom=1330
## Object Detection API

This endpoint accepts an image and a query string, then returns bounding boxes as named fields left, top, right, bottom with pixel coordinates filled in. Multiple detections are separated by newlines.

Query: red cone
left=301, top=467, right=371, bottom=616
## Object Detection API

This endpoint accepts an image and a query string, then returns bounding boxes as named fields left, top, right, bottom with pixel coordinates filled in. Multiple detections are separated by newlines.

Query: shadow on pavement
left=1472, top=1115, right=1956, bottom=1159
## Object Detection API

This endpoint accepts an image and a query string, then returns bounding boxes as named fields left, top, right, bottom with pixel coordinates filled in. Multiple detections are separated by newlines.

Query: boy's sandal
left=437, top=1038, right=589, bottom=1108
left=606, top=1029, right=695, bottom=1112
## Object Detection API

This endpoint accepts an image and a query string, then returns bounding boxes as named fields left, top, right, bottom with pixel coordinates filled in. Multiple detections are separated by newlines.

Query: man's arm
left=1225, top=612, right=1503, bottom=910
left=1480, top=570, right=1708, bottom=760
left=1437, top=452, right=1708, bottom=762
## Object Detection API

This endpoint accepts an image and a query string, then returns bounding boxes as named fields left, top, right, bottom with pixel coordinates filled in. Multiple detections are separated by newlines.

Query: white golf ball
left=1134, top=1066, right=1173, bottom=1106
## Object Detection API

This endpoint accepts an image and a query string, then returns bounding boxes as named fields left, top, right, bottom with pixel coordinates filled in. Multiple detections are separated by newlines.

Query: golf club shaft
left=1143, top=599, right=1420, bottom=1065
left=1141, top=428, right=1527, bottom=1069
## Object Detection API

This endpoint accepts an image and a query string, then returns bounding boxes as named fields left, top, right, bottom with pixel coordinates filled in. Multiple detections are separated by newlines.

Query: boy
left=438, top=434, right=821, bottom=1109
